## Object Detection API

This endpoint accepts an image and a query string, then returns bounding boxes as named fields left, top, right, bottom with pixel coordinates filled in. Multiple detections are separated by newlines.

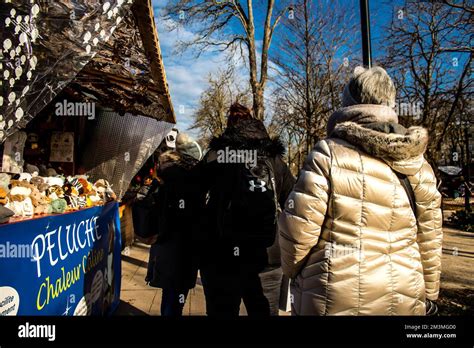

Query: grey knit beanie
left=342, top=66, right=396, bottom=108
left=175, top=133, right=203, bottom=161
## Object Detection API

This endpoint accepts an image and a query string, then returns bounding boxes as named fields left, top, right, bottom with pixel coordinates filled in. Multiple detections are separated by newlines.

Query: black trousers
left=161, top=288, right=189, bottom=316
left=201, top=264, right=270, bottom=317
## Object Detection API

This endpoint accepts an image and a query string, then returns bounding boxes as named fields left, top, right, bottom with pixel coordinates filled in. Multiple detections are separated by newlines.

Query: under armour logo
left=249, top=180, right=267, bottom=192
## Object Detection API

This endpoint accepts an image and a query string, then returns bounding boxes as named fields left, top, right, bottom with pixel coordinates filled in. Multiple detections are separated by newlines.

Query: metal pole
left=464, top=123, right=471, bottom=212
left=360, top=0, right=372, bottom=68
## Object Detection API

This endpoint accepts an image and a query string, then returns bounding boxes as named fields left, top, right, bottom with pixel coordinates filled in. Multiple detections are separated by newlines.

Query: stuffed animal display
left=0, top=172, right=116, bottom=220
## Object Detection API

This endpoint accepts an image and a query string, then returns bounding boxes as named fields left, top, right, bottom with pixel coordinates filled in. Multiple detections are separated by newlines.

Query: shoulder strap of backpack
left=266, top=156, right=279, bottom=211
left=395, top=172, right=417, bottom=217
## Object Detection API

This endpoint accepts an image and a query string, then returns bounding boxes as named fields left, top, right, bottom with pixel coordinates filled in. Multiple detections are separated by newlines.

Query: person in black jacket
left=149, top=133, right=204, bottom=316
left=199, top=103, right=295, bottom=316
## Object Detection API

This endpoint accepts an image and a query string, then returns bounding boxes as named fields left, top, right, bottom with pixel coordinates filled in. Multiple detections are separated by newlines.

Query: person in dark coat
left=199, top=103, right=295, bottom=316
left=149, top=133, right=204, bottom=316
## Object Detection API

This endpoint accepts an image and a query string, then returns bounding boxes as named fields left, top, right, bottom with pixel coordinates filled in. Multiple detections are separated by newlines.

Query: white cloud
left=152, top=1, right=277, bottom=137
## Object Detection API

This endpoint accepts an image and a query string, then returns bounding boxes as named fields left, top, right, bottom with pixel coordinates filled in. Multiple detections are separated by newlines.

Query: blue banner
left=0, top=202, right=121, bottom=316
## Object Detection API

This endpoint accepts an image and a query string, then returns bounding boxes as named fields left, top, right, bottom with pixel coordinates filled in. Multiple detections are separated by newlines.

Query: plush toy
left=51, top=198, right=67, bottom=214
left=6, top=180, right=35, bottom=217
left=46, top=168, right=58, bottom=177
left=47, top=185, right=65, bottom=201
left=80, top=179, right=93, bottom=194
left=94, top=179, right=117, bottom=201
left=46, top=176, right=64, bottom=187
left=30, top=187, right=52, bottom=215
left=63, top=182, right=80, bottom=211
left=25, top=163, right=40, bottom=177
left=0, top=173, right=10, bottom=206
left=31, top=176, right=50, bottom=193
left=0, top=205, right=14, bottom=224
left=67, top=176, right=85, bottom=195
left=0, top=173, right=11, bottom=190
left=87, top=186, right=103, bottom=206
left=0, top=187, right=9, bottom=205
left=18, top=172, right=33, bottom=182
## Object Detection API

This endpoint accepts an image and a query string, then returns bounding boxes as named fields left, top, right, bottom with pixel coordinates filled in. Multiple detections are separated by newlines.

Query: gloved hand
left=426, top=299, right=438, bottom=316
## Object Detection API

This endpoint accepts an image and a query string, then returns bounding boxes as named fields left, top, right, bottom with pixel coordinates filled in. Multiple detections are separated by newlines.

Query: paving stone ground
left=116, top=227, right=474, bottom=315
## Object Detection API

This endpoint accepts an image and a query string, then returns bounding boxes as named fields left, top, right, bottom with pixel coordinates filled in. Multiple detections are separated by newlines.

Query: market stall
left=0, top=0, right=176, bottom=315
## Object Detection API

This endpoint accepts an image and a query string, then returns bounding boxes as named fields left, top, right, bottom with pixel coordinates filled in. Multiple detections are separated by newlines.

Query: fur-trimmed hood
left=332, top=121, right=428, bottom=175
left=158, top=150, right=198, bottom=178
left=209, top=118, right=285, bottom=157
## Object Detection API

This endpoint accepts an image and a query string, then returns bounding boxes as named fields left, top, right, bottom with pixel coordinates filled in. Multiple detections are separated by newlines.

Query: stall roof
left=65, top=0, right=175, bottom=122
left=0, top=0, right=175, bottom=143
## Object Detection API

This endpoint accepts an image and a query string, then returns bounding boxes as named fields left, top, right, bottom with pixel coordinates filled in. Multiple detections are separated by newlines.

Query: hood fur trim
left=158, top=150, right=197, bottom=173
left=209, top=117, right=285, bottom=157
left=332, top=121, right=428, bottom=161
left=209, top=136, right=285, bottom=157
left=327, top=104, right=398, bottom=135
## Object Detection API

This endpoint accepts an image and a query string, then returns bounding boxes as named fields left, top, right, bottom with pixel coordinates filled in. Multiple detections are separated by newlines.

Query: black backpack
left=219, top=154, right=278, bottom=247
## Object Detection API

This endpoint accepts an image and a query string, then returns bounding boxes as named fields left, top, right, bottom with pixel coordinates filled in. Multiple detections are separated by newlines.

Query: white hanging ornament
left=92, top=37, right=99, bottom=46
left=3, top=70, right=9, bottom=80
left=110, top=26, right=116, bottom=34
left=21, top=85, right=29, bottom=97
left=31, top=28, right=39, bottom=43
left=117, top=0, right=124, bottom=6
left=8, top=92, right=16, bottom=105
left=94, top=23, right=100, bottom=32
left=112, top=7, right=118, bottom=17
left=0, top=96, right=3, bottom=106
left=24, top=15, right=30, bottom=23
left=15, top=66, right=22, bottom=79
left=116, top=16, right=122, bottom=25
left=14, top=24, right=22, bottom=35
left=31, top=4, right=40, bottom=19
left=85, top=44, right=91, bottom=54
left=83, top=31, right=91, bottom=44
left=5, top=17, right=11, bottom=27
left=16, top=15, right=22, bottom=24
left=107, top=10, right=113, bottom=19
left=20, top=55, right=26, bottom=65
left=3, top=39, right=12, bottom=52
left=100, top=30, right=106, bottom=38
left=15, top=46, right=21, bottom=55
left=15, top=108, right=24, bottom=120
left=10, top=9, right=16, bottom=18
left=0, top=121, right=5, bottom=130
left=27, top=70, right=32, bottom=80
left=30, top=56, right=37, bottom=70
left=9, top=50, right=15, bottom=59
left=15, top=99, right=20, bottom=107
left=9, top=78, right=15, bottom=87
left=8, top=120, right=13, bottom=128
left=103, top=2, right=111, bottom=14
left=19, top=32, right=28, bottom=47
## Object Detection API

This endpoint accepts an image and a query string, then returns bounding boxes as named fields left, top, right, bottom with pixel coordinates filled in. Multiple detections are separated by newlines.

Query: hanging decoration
left=0, top=0, right=134, bottom=143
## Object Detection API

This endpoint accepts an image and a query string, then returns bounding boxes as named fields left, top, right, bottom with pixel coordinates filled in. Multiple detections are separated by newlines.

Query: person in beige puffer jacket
left=279, top=66, right=443, bottom=315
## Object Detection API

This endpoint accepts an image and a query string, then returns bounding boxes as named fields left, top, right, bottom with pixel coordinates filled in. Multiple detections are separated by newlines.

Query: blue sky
left=151, top=0, right=466, bottom=138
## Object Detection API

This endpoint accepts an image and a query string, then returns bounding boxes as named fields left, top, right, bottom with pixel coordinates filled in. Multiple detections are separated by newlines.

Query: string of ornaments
left=0, top=0, right=133, bottom=142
